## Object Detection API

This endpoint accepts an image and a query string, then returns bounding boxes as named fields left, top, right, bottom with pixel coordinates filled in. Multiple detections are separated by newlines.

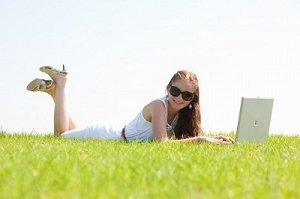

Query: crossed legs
left=27, top=66, right=77, bottom=135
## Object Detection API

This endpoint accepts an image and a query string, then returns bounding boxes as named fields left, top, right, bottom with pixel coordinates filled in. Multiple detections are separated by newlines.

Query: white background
left=0, top=0, right=299, bottom=135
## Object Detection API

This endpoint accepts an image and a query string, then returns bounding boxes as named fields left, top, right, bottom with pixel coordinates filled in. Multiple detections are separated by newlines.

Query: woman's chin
left=170, top=98, right=188, bottom=110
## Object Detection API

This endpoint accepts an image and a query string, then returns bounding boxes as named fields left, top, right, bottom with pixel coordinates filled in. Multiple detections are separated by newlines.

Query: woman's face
left=167, top=79, right=196, bottom=110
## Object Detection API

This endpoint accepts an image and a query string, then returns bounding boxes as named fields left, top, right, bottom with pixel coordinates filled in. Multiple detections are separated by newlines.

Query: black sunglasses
left=170, top=86, right=194, bottom=101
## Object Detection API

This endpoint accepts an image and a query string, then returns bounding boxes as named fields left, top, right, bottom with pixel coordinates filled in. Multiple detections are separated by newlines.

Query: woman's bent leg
left=41, top=66, right=78, bottom=135
left=47, top=88, right=77, bottom=133
left=27, top=66, right=78, bottom=135
left=53, top=80, right=70, bottom=135
left=68, top=114, right=77, bottom=130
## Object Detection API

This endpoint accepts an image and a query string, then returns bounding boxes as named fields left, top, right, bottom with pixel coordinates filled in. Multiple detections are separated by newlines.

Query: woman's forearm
left=168, top=136, right=211, bottom=143
left=167, top=135, right=234, bottom=144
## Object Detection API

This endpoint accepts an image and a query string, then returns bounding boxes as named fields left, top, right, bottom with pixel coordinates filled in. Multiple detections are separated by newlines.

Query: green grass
left=0, top=132, right=299, bottom=199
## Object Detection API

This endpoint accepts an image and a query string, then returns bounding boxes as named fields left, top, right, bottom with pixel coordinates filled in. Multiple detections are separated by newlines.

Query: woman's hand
left=202, top=136, right=235, bottom=144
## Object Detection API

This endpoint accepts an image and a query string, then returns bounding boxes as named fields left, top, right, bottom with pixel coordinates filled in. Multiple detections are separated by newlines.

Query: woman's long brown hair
left=166, top=70, right=203, bottom=139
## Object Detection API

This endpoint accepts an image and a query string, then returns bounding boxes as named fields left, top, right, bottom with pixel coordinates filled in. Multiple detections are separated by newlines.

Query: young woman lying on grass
left=27, top=66, right=234, bottom=144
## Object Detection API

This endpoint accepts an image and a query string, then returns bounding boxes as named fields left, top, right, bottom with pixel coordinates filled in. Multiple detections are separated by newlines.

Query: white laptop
left=235, top=97, right=274, bottom=143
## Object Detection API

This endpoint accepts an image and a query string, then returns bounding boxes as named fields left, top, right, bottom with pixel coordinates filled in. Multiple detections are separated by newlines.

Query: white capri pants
left=62, top=119, right=125, bottom=140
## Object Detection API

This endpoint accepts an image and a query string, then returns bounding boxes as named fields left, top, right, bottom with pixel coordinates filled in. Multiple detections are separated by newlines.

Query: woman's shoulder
left=143, top=97, right=166, bottom=118
left=142, top=98, right=166, bottom=122
left=146, top=97, right=166, bottom=110
left=151, top=96, right=167, bottom=107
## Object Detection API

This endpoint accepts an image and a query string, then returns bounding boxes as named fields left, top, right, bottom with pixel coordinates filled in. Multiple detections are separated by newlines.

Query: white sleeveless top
left=124, top=96, right=178, bottom=142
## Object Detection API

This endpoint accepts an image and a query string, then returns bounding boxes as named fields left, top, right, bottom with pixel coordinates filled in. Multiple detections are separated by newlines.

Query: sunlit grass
left=0, top=132, right=299, bottom=199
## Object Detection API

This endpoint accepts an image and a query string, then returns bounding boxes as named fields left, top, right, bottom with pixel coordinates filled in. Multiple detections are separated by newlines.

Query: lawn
left=0, top=132, right=299, bottom=199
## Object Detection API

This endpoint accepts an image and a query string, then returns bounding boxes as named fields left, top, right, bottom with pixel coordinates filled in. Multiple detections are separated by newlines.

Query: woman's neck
left=167, top=100, right=179, bottom=122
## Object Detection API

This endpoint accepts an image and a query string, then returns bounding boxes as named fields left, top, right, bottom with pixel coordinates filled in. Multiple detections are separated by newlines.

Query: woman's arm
left=145, top=100, right=169, bottom=141
left=169, top=135, right=234, bottom=144
left=146, top=100, right=234, bottom=144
